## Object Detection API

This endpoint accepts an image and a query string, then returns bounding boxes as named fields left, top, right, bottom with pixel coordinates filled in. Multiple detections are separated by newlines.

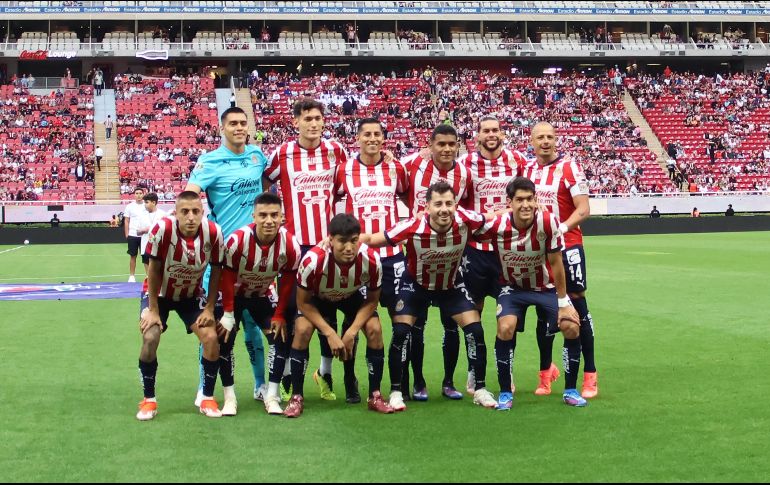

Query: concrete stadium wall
left=1, top=216, right=769, bottom=245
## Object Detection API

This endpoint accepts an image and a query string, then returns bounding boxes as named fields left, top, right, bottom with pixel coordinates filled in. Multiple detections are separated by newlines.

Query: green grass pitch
left=0, top=232, right=768, bottom=482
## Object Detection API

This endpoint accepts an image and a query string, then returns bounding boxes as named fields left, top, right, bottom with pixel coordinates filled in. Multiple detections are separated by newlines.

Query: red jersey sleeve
left=457, top=207, right=486, bottom=233
left=297, top=250, right=320, bottom=291
left=209, top=222, right=225, bottom=266
left=545, top=212, right=565, bottom=253
left=473, top=214, right=502, bottom=242
left=564, top=161, right=590, bottom=198
left=384, top=217, right=419, bottom=246
left=265, top=146, right=282, bottom=183
left=223, top=232, right=242, bottom=270
left=145, top=218, right=170, bottom=260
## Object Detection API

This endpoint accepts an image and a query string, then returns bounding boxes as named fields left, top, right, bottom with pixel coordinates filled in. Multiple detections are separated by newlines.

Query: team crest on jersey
left=340, top=275, right=348, bottom=285
left=554, top=166, right=563, bottom=177
left=395, top=300, right=405, bottom=312
left=194, top=161, right=204, bottom=172
left=328, top=153, right=336, bottom=164
left=252, top=155, right=259, bottom=164
left=459, top=225, right=467, bottom=235
left=277, top=254, right=287, bottom=266
left=537, top=231, right=546, bottom=242
left=361, top=271, right=370, bottom=283
left=204, top=242, right=212, bottom=253
left=578, top=182, right=589, bottom=193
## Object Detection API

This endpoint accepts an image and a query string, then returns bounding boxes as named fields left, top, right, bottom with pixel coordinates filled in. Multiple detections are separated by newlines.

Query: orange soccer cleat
left=534, top=363, right=561, bottom=396
left=136, top=398, right=158, bottom=421
left=581, top=372, right=599, bottom=399
left=198, top=398, right=223, bottom=418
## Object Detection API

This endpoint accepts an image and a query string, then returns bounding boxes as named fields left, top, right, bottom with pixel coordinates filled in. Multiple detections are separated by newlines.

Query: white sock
left=282, top=359, right=291, bottom=377
left=320, top=357, right=333, bottom=376
left=144, top=397, right=157, bottom=403
left=267, top=382, right=280, bottom=399
left=223, top=385, right=236, bottom=400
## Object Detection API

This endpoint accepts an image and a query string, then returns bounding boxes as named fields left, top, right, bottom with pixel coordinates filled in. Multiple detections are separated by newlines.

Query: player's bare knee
left=497, top=317, right=516, bottom=340
left=364, top=318, right=384, bottom=347
left=292, top=319, right=313, bottom=348
left=198, top=328, right=218, bottom=349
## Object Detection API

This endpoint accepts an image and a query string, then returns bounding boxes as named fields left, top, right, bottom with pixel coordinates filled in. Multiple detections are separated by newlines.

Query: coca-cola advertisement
left=20, top=50, right=48, bottom=60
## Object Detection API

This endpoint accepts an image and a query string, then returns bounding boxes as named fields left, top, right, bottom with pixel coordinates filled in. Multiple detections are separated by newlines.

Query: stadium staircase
left=622, top=90, right=670, bottom=172
left=94, top=122, right=120, bottom=201
left=235, top=88, right=259, bottom=144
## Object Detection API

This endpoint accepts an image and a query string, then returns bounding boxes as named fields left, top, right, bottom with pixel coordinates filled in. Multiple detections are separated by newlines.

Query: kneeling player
left=362, top=182, right=498, bottom=411
left=218, top=193, right=302, bottom=416
left=283, top=214, right=393, bottom=418
left=136, top=191, right=225, bottom=421
left=474, top=178, right=585, bottom=409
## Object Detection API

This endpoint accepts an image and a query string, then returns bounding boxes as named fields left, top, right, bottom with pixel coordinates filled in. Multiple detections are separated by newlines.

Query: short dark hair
left=430, top=123, right=458, bottom=141
left=506, top=177, right=536, bottom=199
left=479, top=115, right=500, bottom=126
left=328, top=214, right=361, bottom=238
left=220, top=106, right=247, bottom=123
left=426, top=181, right=456, bottom=202
left=177, top=191, right=201, bottom=202
left=357, top=117, right=382, bottom=133
left=143, top=193, right=159, bottom=203
left=253, top=192, right=282, bottom=207
left=134, top=186, right=146, bottom=193
left=292, top=98, right=324, bottom=118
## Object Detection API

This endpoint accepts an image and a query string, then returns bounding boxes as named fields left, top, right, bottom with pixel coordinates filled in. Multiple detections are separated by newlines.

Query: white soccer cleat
left=264, top=396, right=283, bottom=415
left=389, top=391, right=407, bottom=412
left=473, top=388, right=498, bottom=409
left=136, top=398, right=157, bottom=421
left=194, top=389, right=204, bottom=408
left=221, top=397, right=238, bottom=416
left=128, top=275, right=136, bottom=283
left=253, top=384, right=267, bottom=402
left=199, top=399, right=223, bottom=418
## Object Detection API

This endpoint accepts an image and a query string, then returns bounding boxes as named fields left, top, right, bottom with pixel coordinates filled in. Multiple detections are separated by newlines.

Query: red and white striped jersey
left=402, top=154, right=472, bottom=217
left=224, top=225, right=301, bottom=298
left=266, top=140, right=349, bottom=246
left=461, top=149, right=527, bottom=251
left=385, top=207, right=485, bottom=291
left=297, top=244, right=382, bottom=302
left=522, top=155, right=590, bottom=247
left=475, top=210, right=564, bottom=291
left=335, top=155, right=408, bottom=258
left=144, top=217, right=225, bottom=302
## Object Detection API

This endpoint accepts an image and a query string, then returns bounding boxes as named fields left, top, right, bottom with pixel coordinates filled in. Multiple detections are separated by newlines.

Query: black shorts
left=141, top=254, right=150, bottom=265
left=380, top=253, right=407, bottom=311
left=298, top=289, right=375, bottom=328
left=496, top=286, right=559, bottom=336
left=562, top=245, right=588, bottom=294
left=234, top=295, right=276, bottom=331
left=139, top=294, right=205, bottom=334
left=127, top=236, right=142, bottom=257
left=460, top=246, right=502, bottom=302
left=393, top=271, right=476, bottom=319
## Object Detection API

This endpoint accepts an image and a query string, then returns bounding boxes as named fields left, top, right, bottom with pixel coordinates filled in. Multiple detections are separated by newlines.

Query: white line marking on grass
left=0, top=246, right=25, bottom=256
left=0, top=274, right=137, bottom=282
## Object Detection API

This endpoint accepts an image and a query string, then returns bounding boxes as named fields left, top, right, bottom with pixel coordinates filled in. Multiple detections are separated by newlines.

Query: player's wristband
left=558, top=222, right=569, bottom=235
left=558, top=297, right=572, bottom=308
left=220, top=311, right=236, bottom=332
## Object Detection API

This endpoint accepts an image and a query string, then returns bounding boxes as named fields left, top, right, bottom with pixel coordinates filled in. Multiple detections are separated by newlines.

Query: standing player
left=474, top=177, right=585, bottom=409
left=283, top=214, right=393, bottom=418
left=400, top=124, right=474, bottom=401
left=362, top=182, right=498, bottom=411
left=219, top=193, right=301, bottom=415
left=185, top=107, right=269, bottom=414
left=522, top=122, right=597, bottom=399
left=135, top=191, right=225, bottom=421
left=136, top=192, right=168, bottom=275
left=264, top=98, right=350, bottom=401
left=124, top=186, right=147, bottom=283
left=333, top=117, right=409, bottom=403
left=460, top=116, right=529, bottom=395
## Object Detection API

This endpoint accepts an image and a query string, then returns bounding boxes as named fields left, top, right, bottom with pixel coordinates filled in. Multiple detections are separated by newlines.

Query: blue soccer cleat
left=563, top=389, right=588, bottom=407
left=442, top=385, right=463, bottom=400
left=412, top=386, right=429, bottom=401
left=496, top=392, right=514, bottom=411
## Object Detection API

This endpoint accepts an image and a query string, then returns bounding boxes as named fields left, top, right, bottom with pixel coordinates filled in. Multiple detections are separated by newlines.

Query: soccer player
left=185, top=106, right=269, bottom=414
left=362, top=182, right=498, bottom=411
left=136, top=192, right=168, bottom=275
left=400, top=124, right=474, bottom=401
left=522, top=122, right=597, bottom=399
left=333, top=117, right=409, bottom=403
left=135, top=191, right=225, bottom=421
left=283, top=214, right=393, bottom=418
left=219, top=193, right=301, bottom=415
left=474, top=177, right=585, bottom=409
left=264, top=98, right=351, bottom=401
left=124, top=186, right=147, bottom=283
left=460, top=116, right=528, bottom=395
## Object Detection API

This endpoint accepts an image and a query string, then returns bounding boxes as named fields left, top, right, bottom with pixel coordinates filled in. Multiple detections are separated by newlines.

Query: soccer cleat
left=563, top=389, right=588, bottom=407
left=496, top=392, right=514, bottom=411
left=473, top=388, right=498, bottom=409
left=199, top=399, right=223, bottom=418
left=442, top=385, right=463, bottom=400
left=367, top=391, right=395, bottom=414
left=582, top=372, right=599, bottom=399
left=466, top=369, right=475, bottom=395
left=535, top=363, right=561, bottom=396
left=253, top=384, right=267, bottom=402
left=312, top=369, right=337, bottom=401
left=283, top=395, right=304, bottom=418
left=280, top=381, right=292, bottom=403
left=221, top=397, right=237, bottom=417
left=345, top=378, right=361, bottom=404
left=194, top=389, right=203, bottom=408
left=389, top=391, right=407, bottom=412
left=264, top=396, right=283, bottom=415
left=412, top=386, right=428, bottom=401
left=128, top=275, right=136, bottom=283
left=136, top=398, right=157, bottom=421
